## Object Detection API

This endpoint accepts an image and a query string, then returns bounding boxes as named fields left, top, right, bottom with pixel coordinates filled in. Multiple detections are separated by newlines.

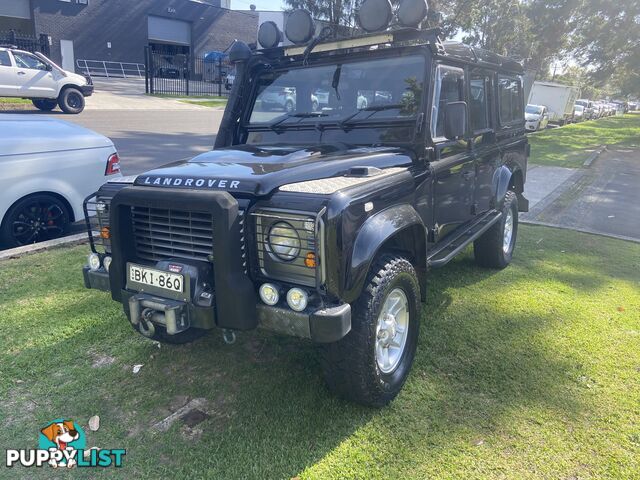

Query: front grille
left=131, top=206, right=214, bottom=262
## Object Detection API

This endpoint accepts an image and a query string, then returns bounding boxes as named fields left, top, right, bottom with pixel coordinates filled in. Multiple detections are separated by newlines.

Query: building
left=0, top=0, right=257, bottom=71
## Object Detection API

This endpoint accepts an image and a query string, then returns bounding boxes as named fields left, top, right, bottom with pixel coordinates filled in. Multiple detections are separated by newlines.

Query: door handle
left=17, top=71, right=26, bottom=75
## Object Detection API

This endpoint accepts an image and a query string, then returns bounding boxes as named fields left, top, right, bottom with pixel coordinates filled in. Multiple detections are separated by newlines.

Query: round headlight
left=287, top=288, right=308, bottom=312
left=268, top=222, right=301, bottom=261
left=88, top=253, right=101, bottom=271
left=103, top=256, right=112, bottom=272
left=259, top=283, right=280, bottom=306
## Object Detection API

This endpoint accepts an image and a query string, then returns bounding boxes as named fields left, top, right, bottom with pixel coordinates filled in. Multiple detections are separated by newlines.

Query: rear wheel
left=0, top=194, right=70, bottom=248
left=32, top=99, right=57, bottom=111
left=58, top=87, right=85, bottom=114
left=320, top=254, right=420, bottom=407
left=474, top=190, right=518, bottom=269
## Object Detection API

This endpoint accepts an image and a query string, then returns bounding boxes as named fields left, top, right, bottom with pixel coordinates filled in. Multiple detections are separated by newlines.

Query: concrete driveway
left=523, top=148, right=640, bottom=241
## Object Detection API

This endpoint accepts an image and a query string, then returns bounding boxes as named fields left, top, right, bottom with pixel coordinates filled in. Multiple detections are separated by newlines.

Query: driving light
left=268, top=222, right=301, bottom=261
left=88, top=253, right=101, bottom=271
left=285, top=9, right=316, bottom=44
left=259, top=283, right=280, bottom=306
left=103, top=255, right=112, bottom=272
left=357, top=0, right=393, bottom=32
left=287, top=288, right=308, bottom=312
left=397, top=0, right=429, bottom=27
left=258, top=21, right=282, bottom=49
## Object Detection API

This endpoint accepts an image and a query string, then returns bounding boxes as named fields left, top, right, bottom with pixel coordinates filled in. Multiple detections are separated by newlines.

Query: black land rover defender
left=82, top=5, right=528, bottom=407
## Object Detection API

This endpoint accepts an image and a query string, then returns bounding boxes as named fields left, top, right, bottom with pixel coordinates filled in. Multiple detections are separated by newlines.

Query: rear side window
left=470, top=72, right=492, bottom=132
left=0, top=51, right=11, bottom=67
left=431, top=65, right=465, bottom=139
left=498, top=75, right=523, bottom=125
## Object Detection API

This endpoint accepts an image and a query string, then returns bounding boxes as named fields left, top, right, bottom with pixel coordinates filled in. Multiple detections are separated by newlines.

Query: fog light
left=259, top=283, right=280, bottom=306
left=286, top=288, right=308, bottom=312
left=88, top=253, right=101, bottom=271
left=103, top=256, right=112, bottom=272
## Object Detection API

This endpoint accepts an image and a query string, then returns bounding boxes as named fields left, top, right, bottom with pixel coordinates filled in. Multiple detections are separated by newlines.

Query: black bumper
left=83, top=266, right=110, bottom=291
left=80, top=85, right=94, bottom=97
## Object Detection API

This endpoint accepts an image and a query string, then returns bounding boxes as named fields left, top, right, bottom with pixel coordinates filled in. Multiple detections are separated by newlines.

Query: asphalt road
left=46, top=109, right=224, bottom=175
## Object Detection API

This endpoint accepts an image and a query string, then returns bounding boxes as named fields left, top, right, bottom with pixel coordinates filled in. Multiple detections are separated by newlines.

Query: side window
left=469, top=72, right=491, bottom=132
left=13, top=52, right=48, bottom=71
left=431, top=65, right=465, bottom=140
left=0, top=51, right=11, bottom=67
left=498, top=75, right=523, bottom=125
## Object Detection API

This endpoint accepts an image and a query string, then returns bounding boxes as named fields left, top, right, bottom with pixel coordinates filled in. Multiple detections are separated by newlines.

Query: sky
left=230, top=0, right=284, bottom=10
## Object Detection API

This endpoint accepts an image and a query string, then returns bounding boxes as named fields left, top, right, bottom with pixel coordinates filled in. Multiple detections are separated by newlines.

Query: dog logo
left=38, top=419, right=85, bottom=468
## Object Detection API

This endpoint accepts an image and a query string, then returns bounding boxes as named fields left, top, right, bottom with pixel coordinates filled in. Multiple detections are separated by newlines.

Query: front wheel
left=58, top=87, right=85, bottom=114
left=320, top=255, right=420, bottom=407
left=474, top=190, right=518, bottom=269
left=32, top=99, right=57, bottom=111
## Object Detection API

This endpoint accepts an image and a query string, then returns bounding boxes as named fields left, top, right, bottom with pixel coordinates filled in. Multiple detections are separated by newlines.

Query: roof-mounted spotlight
left=357, top=0, right=393, bottom=33
left=258, top=21, right=282, bottom=49
left=285, top=9, right=316, bottom=45
left=397, top=0, right=429, bottom=28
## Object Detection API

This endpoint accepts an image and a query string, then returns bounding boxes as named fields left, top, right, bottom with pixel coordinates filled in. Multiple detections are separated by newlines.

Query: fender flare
left=493, top=165, right=513, bottom=208
left=343, top=204, right=426, bottom=303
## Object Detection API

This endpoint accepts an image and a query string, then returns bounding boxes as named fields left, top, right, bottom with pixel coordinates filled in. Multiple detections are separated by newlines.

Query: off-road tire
left=32, top=99, right=57, bottom=111
left=58, top=87, right=85, bottom=114
left=474, top=190, right=518, bottom=269
left=320, top=254, right=420, bottom=407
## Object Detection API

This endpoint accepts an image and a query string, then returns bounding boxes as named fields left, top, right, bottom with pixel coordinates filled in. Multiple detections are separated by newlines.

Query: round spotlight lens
left=357, top=0, right=393, bottom=32
left=268, top=222, right=301, bottom=261
left=397, top=0, right=429, bottom=27
left=88, top=253, right=101, bottom=271
left=103, top=256, right=112, bottom=272
left=285, top=9, right=316, bottom=44
left=259, top=283, right=280, bottom=306
left=258, top=21, right=282, bottom=49
left=287, top=288, right=308, bottom=312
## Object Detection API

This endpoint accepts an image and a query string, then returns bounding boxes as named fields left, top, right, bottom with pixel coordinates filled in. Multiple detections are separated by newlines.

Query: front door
left=0, top=50, right=17, bottom=96
left=11, top=51, right=58, bottom=98
left=431, top=65, right=475, bottom=239
left=60, top=40, right=75, bottom=72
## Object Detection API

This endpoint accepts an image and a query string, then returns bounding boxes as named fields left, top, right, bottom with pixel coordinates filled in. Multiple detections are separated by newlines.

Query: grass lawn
left=0, top=225, right=638, bottom=479
left=179, top=98, right=228, bottom=108
left=0, top=97, right=31, bottom=105
left=529, top=114, right=640, bottom=168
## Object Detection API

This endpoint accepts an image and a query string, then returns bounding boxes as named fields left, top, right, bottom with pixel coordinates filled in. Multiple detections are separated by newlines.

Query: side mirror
left=45, top=63, right=53, bottom=71
left=444, top=101, right=467, bottom=140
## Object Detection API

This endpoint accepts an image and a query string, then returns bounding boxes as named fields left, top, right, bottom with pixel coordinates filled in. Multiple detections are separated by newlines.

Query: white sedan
left=0, top=114, right=121, bottom=248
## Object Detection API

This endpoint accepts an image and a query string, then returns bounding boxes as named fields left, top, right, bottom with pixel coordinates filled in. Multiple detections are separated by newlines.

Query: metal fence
left=76, top=59, right=145, bottom=79
left=0, top=30, right=50, bottom=57
left=144, top=48, right=232, bottom=97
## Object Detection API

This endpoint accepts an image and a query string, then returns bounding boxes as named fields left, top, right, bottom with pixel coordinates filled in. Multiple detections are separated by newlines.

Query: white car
left=0, top=114, right=121, bottom=248
left=0, top=46, right=93, bottom=114
left=525, top=104, right=550, bottom=131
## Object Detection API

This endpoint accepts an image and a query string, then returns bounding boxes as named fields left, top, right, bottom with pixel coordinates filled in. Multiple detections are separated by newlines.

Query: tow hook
left=139, top=308, right=156, bottom=338
left=222, top=329, right=237, bottom=345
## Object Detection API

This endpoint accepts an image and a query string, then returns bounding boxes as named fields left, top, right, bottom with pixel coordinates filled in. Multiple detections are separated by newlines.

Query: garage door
left=148, top=16, right=191, bottom=45
left=0, top=0, right=31, bottom=19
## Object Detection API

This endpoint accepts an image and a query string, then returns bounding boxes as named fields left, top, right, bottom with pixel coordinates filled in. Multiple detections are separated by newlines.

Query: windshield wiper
left=268, top=112, right=328, bottom=131
left=338, top=104, right=406, bottom=130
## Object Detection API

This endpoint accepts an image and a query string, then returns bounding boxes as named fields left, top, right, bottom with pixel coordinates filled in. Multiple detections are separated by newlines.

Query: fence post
left=144, top=47, right=149, bottom=94
left=218, top=57, right=222, bottom=97
left=185, top=54, right=190, bottom=97
left=149, top=50, right=154, bottom=94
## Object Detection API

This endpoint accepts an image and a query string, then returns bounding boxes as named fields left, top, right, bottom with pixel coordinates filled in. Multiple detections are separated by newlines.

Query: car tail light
left=105, top=153, right=120, bottom=176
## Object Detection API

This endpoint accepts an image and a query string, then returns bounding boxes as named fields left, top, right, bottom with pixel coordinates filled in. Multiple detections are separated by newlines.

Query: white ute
left=0, top=46, right=93, bottom=114
left=0, top=115, right=121, bottom=248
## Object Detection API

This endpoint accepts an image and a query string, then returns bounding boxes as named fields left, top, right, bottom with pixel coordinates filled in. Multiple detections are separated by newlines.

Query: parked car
left=573, top=104, right=585, bottom=122
left=525, top=104, right=550, bottom=131
left=528, top=81, right=579, bottom=125
left=575, top=99, right=595, bottom=120
left=0, top=115, right=121, bottom=248
left=82, top=22, right=529, bottom=407
left=257, top=86, right=321, bottom=112
left=0, top=45, right=93, bottom=114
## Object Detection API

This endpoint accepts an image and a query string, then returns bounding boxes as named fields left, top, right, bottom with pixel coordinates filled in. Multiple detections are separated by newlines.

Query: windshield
left=575, top=105, right=584, bottom=112
left=248, top=55, right=425, bottom=126
left=525, top=105, right=543, bottom=115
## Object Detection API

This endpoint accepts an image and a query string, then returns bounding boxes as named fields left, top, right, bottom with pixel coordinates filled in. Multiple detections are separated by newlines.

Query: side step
left=427, top=210, right=502, bottom=268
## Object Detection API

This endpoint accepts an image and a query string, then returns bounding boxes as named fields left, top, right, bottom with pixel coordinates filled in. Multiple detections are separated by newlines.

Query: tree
left=283, top=0, right=361, bottom=27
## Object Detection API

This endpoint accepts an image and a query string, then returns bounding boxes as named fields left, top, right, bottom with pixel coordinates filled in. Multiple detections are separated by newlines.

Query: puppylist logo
left=5, top=419, right=125, bottom=469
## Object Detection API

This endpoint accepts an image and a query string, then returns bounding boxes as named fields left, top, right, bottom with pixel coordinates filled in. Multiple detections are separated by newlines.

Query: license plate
left=128, top=264, right=184, bottom=293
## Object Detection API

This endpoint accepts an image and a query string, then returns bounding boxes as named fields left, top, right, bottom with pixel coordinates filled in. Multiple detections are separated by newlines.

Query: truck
left=528, top=81, right=580, bottom=126
left=81, top=2, right=529, bottom=407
